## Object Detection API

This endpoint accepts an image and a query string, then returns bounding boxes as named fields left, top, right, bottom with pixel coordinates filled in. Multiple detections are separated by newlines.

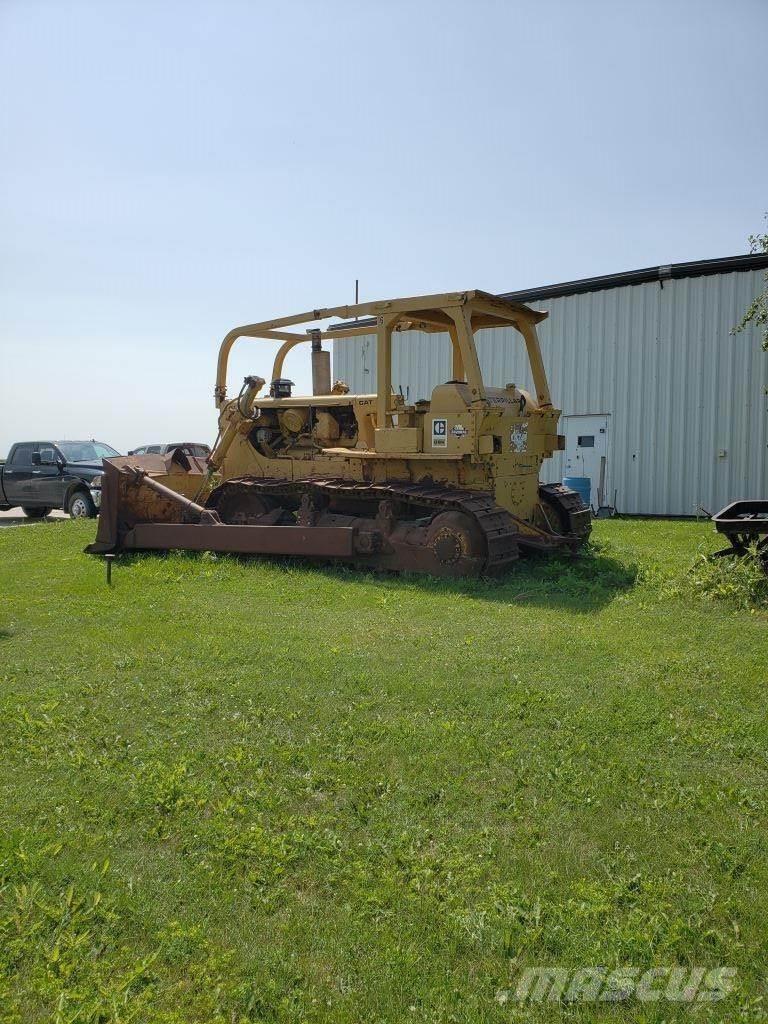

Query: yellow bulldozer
left=89, top=290, right=590, bottom=576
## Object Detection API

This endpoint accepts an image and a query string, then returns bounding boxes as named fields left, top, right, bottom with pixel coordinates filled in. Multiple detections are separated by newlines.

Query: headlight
left=90, top=475, right=102, bottom=488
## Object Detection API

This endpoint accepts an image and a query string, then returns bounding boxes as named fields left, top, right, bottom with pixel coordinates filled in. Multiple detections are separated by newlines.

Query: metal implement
left=712, top=500, right=768, bottom=566
left=87, top=290, right=591, bottom=576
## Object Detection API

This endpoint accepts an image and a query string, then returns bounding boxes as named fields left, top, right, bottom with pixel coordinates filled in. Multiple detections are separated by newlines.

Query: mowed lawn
left=0, top=518, right=766, bottom=1023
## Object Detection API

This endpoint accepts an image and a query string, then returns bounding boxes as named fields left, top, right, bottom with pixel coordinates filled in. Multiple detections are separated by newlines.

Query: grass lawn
left=0, top=517, right=766, bottom=1023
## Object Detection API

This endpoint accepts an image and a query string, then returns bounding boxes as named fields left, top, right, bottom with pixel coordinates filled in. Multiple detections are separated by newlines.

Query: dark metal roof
left=499, top=252, right=768, bottom=304
left=328, top=253, right=768, bottom=331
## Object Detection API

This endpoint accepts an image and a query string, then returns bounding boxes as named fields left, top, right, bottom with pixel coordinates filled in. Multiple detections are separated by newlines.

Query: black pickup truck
left=0, top=440, right=120, bottom=518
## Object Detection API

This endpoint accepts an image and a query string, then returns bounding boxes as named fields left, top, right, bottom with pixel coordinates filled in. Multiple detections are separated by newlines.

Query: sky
left=1, top=0, right=766, bottom=458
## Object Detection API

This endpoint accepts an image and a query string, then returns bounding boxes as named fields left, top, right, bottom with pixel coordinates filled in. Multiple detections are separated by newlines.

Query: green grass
left=0, top=518, right=766, bottom=1023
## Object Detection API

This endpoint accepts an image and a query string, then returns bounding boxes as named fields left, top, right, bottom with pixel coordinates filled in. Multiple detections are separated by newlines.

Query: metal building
left=332, top=254, right=768, bottom=516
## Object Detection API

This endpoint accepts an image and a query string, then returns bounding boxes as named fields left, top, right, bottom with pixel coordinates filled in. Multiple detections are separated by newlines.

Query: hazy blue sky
left=1, top=0, right=766, bottom=456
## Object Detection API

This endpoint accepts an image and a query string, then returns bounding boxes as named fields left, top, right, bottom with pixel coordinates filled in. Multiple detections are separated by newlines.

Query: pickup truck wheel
left=22, top=506, right=51, bottom=519
left=68, top=491, right=95, bottom=519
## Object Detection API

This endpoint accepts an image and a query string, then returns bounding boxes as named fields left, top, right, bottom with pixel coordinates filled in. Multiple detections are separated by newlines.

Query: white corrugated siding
left=333, top=269, right=768, bottom=515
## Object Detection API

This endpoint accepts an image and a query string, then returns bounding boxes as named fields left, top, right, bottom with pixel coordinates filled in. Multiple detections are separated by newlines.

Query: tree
left=732, top=213, right=768, bottom=351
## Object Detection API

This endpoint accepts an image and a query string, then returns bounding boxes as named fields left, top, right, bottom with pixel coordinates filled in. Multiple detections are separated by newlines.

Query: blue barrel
left=563, top=476, right=592, bottom=509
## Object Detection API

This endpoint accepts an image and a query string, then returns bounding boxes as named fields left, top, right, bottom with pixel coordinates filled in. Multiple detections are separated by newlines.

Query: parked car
left=128, top=442, right=211, bottom=458
left=0, top=440, right=120, bottom=518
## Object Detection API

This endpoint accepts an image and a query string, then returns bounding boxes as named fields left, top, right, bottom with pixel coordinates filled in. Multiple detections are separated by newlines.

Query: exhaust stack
left=309, top=329, right=331, bottom=395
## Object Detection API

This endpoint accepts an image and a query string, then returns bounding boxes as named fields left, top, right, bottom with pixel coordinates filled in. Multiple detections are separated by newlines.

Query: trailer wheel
left=68, top=491, right=95, bottom=519
left=22, top=506, right=51, bottom=519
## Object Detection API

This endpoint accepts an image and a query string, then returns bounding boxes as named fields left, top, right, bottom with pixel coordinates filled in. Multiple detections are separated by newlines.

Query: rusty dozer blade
left=86, top=455, right=357, bottom=561
left=86, top=450, right=211, bottom=554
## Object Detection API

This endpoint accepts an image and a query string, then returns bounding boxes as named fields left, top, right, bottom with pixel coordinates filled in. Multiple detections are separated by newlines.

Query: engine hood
left=68, top=461, right=105, bottom=477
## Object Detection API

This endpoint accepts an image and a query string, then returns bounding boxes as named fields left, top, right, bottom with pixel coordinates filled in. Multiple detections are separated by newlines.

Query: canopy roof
left=215, top=290, right=548, bottom=407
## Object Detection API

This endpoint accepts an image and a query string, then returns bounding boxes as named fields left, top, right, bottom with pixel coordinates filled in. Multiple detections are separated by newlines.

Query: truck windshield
left=57, top=441, right=120, bottom=462
left=170, top=444, right=210, bottom=457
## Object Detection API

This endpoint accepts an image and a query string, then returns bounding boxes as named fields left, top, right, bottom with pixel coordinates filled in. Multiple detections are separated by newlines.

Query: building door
left=563, top=414, right=610, bottom=508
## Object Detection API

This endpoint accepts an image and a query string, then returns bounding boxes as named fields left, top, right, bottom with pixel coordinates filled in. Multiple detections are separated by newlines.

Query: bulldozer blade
left=87, top=453, right=356, bottom=561
left=86, top=451, right=210, bottom=554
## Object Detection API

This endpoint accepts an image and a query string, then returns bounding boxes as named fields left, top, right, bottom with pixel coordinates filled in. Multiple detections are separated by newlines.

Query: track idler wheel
left=424, top=511, right=487, bottom=577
